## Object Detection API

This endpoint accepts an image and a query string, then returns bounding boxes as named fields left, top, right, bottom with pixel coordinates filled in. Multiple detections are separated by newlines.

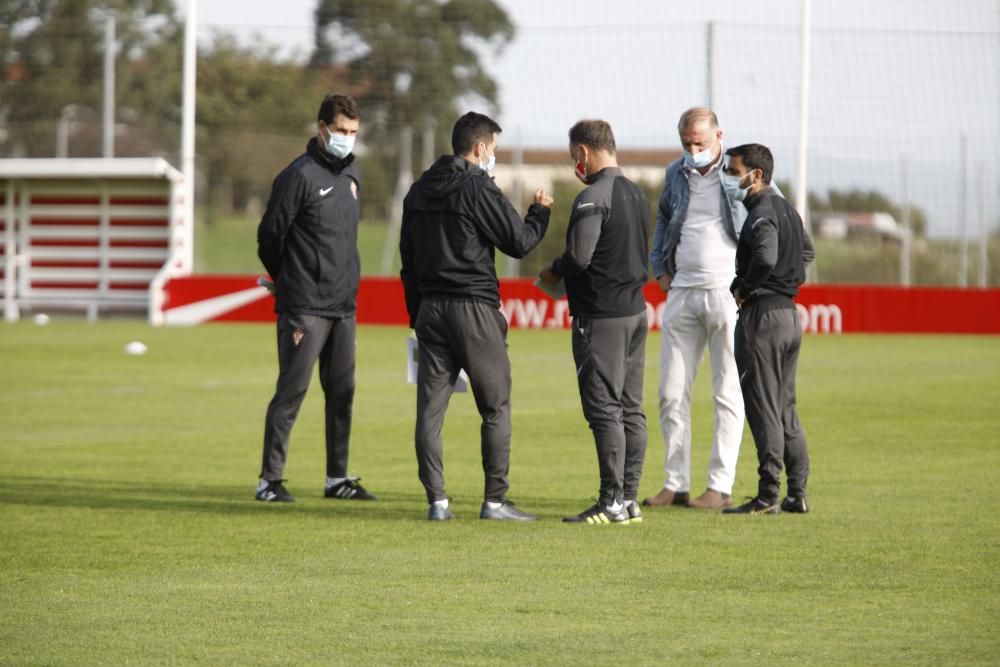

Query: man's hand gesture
left=533, top=187, right=554, bottom=208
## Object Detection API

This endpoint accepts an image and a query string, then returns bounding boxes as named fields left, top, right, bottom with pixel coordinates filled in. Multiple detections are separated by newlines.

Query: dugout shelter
left=0, top=158, right=190, bottom=324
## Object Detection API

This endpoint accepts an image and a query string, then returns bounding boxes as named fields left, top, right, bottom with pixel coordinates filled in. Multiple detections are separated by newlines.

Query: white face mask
left=479, top=143, right=496, bottom=173
left=324, top=128, right=355, bottom=158
left=683, top=136, right=719, bottom=169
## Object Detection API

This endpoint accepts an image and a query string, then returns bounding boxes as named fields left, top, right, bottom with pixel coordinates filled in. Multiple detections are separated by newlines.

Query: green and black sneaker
left=563, top=502, right=630, bottom=525
left=722, top=497, right=780, bottom=515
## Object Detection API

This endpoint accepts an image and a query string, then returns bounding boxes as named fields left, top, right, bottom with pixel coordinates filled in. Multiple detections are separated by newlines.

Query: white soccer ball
left=124, top=341, right=148, bottom=356
left=33, top=313, right=50, bottom=326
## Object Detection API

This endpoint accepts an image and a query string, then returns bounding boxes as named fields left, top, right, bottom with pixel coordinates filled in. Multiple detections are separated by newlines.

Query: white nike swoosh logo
left=319, top=186, right=334, bottom=196
left=577, top=202, right=595, bottom=209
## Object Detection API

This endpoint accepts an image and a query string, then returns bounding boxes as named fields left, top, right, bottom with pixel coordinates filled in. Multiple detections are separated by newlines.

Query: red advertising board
left=160, top=275, right=1000, bottom=334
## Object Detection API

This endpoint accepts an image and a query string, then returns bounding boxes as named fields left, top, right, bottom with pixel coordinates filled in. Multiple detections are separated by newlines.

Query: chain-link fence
left=485, top=7, right=999, bottom=286
left=3, top=1, right=997, bottom=284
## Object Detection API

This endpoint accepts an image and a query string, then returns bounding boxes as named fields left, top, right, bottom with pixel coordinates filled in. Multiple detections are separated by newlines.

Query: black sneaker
left=255, top=480, right=295, bottom=503
left=427, top=503, right=455, bottom=521
left=625, top=500, right=643, bottom=524
left=562, top=502, right=630, bottom=525
left=479, top=499, right=538, bottom=521
left=324, top=477, right=377, bottom=500
left=781, top=496, right=809, bottom=513
left=722, top=497, right=780, bottom=515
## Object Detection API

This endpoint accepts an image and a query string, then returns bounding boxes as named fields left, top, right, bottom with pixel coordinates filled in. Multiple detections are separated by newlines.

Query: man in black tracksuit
left=721, top=143, right=814, bottom=515
left=538, top=119, right=650, bottom=525
left=255, top=94, right=376, bottom=503
left=400, top=111, right=553, bottom=521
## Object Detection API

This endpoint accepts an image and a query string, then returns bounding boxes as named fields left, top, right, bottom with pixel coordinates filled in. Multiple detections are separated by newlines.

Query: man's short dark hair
left=569, top=120, right=616, bottom=154
left=726, top=143, right=774, bottom=184
left=451, top=112, right=502, bottom=155
left=318, top=94, right=360, bottom=124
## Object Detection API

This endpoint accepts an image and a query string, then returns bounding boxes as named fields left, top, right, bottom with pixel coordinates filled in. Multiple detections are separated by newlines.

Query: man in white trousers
left=643, top=107, right=745, bottom=510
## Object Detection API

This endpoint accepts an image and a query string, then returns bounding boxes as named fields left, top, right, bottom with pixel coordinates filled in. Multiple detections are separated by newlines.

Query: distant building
left=818, top=212, right=907, bottom=242
left=491, top=148, right=682, bottom=200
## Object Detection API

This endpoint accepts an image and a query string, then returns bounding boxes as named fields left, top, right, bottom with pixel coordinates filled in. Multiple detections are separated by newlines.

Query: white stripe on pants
left=657, top=286, right=744, bottom=494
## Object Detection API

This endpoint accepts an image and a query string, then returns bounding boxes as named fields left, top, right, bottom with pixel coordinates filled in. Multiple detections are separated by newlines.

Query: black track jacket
left=549, top=167, right=650, bottom=319
left=399, top=156, right=550, bottom=327
left=257, top=137, right=361, bottom=317
left=731, top=185, right=815, bottom=300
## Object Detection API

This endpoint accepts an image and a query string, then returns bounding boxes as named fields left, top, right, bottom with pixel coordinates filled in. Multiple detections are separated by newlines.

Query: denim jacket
left=648, top=158, right=745, bottom=279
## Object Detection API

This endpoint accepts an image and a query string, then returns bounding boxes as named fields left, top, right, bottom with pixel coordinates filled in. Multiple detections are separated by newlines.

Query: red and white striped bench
left=1, top=158, right=190, bottom=322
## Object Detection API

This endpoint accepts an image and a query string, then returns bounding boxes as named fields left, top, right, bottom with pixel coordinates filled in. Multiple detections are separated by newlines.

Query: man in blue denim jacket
left=642, top=108, right=745, bottom=511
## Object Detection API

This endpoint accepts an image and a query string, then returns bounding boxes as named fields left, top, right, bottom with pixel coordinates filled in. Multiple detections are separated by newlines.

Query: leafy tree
left=1, top=3, right=348, bottom=221
left=311, top=0, right=515, bottom=220
left=1, top=0, right=179, bottom=157
left=195, top=35, right=329, bottom=219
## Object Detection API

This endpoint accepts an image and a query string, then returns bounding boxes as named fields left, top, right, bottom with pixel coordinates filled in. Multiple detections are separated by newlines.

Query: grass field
left=191, top=211, right=1000, bottom=287
left=194, top=215, right=398, bottom=275
left=1, top=323, right=999, bottom=665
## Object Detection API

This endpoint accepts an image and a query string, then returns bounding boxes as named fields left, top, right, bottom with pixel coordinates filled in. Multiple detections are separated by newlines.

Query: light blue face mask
left=683, top=137, right=719, bottom=169
left=722, top=171, right=754, bottom=202
left=324, top=128, right=355, bottom=158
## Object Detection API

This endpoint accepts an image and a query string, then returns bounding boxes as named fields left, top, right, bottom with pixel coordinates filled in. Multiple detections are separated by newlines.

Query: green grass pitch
left=1, top=321, right=998, bottom=665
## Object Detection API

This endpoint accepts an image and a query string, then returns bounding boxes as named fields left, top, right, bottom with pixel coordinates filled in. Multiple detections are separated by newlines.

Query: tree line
left=2, top=0, right=928, bottom=241
left=1, top=0, right=515, bottom=224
